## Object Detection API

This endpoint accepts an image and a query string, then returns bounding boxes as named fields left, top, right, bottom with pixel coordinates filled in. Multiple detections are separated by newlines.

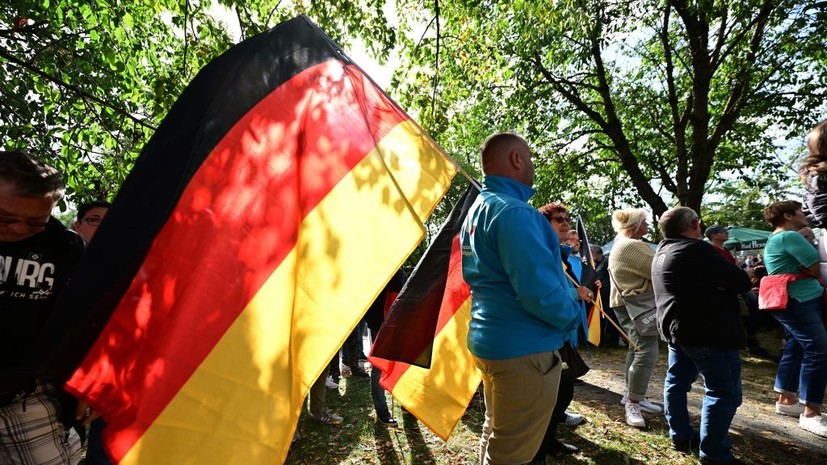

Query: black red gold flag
left=368, top=183, right=480, bottom=439
left=37, top=15, right=456, bottom=465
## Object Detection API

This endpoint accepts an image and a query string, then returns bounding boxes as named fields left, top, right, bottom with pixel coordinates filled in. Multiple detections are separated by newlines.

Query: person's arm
left=495, top=208, right=581, bottom=330
left=782, top=232, right=820, bottom=276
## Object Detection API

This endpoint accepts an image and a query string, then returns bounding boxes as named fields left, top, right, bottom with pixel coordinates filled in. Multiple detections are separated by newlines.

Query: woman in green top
left=762, top=200, right=827, bottom=438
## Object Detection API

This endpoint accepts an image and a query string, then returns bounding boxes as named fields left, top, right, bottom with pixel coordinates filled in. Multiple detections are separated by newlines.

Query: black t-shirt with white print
left=0, top=217, right=85, bottom=391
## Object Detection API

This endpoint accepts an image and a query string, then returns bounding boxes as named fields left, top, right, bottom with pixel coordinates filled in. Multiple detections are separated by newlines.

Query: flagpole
left=596, top=303, right=641, bottom=352
left=563, top=273, right=641, bottom=351
left=459, top=169, right=482, bottom=190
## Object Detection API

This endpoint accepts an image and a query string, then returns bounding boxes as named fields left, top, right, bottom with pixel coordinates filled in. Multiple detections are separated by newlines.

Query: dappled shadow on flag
left=35, top=15, right=456, bottom=465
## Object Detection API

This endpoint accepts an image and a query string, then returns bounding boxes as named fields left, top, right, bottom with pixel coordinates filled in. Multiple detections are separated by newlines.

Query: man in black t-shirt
left=0, top=150, right=85, bottom=464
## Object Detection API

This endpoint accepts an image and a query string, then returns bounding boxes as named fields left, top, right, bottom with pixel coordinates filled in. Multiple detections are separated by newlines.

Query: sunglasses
left=551, top=215, right=571, bottom=223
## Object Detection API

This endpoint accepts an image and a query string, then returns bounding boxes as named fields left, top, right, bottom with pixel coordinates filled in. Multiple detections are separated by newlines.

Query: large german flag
left=41, top=16, right=456, bottom=464
left=369, top=184, right=480, bottom=440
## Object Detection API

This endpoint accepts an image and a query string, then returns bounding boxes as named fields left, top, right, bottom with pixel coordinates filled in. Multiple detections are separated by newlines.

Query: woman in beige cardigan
left=608, top=208, right=662, bottom=428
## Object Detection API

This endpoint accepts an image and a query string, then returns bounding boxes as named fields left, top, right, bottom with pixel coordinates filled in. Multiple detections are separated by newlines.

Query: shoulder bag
left=609, top=270, right=659, bottom=337
left=758, top=273, right=811, bottom=310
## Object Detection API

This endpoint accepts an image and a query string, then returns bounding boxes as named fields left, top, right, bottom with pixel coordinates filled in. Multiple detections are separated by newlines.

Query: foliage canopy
left=0, top=0, right=394, bottom=206
left=392, top=0, right=827, bottom=233
left=2, top=0, right=825, bottom=238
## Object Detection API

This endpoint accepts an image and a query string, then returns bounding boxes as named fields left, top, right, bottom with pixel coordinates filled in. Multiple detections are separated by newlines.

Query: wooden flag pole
left=563, top=273, right=641, bottom=352
left=596, top=303, right=641, bottom=352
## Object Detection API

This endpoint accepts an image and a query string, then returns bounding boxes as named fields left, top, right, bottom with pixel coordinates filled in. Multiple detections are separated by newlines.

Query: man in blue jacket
left=460, top=132, right=586, bottom=465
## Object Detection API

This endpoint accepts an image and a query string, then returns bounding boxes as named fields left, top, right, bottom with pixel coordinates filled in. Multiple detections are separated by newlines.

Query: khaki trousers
left=308, top=366, right=328, bottom=416
left=475, top=350, right=561, bottom=465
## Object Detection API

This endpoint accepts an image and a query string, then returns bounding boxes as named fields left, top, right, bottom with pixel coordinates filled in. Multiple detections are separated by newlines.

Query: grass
left=285, top=330, right=825, bottom=465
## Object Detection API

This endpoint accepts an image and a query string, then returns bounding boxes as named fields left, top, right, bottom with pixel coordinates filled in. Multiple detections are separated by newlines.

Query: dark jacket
left=652, top=236, right=752, bottom=349
left=803, top=171, right=827, bottom=228
left=364, top=269, right=406, bottom=333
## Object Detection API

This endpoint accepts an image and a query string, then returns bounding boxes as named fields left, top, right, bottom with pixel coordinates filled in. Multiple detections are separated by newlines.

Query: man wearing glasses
left=73, top=201, right=111, bottom=242
left=0, top=150, right=86, bottom=464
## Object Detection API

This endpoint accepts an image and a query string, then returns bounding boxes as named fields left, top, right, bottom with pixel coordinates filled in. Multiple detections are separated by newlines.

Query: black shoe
left=672, top=433, right=700, bottom=454
left=748, top=346, right=778, bottom=361
left=352, top=369, right=370, bottom=378
left=377, top=414, right=398, bottom=426
left=698, top=457, right=746, bottom=465
left=549, top=439, right=579, bottom=455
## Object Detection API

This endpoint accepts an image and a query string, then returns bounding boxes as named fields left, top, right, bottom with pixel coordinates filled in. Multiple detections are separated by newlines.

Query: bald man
left=460, top=132, right=585, bottom=465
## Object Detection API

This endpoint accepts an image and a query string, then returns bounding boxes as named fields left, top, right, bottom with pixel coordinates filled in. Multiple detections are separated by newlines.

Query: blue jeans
left=772, top=297, right=827, bottom=406
left=664, top=344, right=742, bottom=463
left=367, top=327, right=390, bottom=418
left=370, top=366, right=390, bottom=417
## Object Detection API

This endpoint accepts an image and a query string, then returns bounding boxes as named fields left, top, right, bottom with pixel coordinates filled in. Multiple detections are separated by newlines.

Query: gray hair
left=659, top=206, right=698, bottom=238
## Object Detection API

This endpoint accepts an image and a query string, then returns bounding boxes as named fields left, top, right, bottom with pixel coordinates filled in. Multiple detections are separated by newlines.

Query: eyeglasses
left=81, top=216, right=103, bottom=226
left=551, top=215, right=571, bottom=223
left=0, top=216, right=49, bottom=228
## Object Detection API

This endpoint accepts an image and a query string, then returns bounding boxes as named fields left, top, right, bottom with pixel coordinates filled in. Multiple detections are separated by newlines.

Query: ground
left=286, top=334, right=826, bottom=465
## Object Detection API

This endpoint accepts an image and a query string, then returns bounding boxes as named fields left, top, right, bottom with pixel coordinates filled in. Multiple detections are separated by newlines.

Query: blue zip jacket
left=460, top=176, right=582, bottom=359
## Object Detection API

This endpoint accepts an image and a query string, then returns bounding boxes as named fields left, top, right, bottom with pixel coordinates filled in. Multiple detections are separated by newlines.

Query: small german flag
left=39, top=16, right=456, bottom=465
left=369, top=184, right=481, bottom=440
left=576, top=216, right=602, bottom=346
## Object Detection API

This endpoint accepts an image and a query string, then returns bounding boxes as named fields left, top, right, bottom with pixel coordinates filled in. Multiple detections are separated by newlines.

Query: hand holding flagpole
left=563, top=260, right=641, bottom=352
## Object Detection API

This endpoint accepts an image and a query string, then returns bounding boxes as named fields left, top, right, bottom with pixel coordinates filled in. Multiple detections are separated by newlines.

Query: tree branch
left=659, top=3, right=688, bottom=183
left=263, top=0, right=284, bottom=27
left=430, top=0, right=440, bottom=123
left=532, top=54, right=609, bottom=130
left=181, top=0, right=189, bottom=76
left=0, top=48, right=156, bottom=130
left=709, top=0, right=775, bottom=150
left=710, top=3, right=728, bottom=70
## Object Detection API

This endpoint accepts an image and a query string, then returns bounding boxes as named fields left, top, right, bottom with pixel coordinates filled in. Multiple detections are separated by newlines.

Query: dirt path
left=576, top=346, right=827, bottom=464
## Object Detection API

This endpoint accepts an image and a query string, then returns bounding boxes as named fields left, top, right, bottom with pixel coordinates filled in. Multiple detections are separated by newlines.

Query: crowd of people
left=458, top=125, right=827, bottom=465
left=3, top=121, right=827, bottom=465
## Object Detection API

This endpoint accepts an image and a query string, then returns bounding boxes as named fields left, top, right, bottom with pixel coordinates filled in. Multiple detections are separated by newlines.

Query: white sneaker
left=625, top=402, right=646, bottom=428
left=620, top=395, right=662, bottom=414
left=325, top=376, right=338, bottom=389
left=775, top=402, right=805, bottom=417
left=799, top=413, right=827, bottom=437
left=562, top=412, right=585, bottom=426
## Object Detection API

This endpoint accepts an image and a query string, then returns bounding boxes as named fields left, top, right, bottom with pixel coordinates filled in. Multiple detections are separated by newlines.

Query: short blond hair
left=612, top=208, right=648, bottom=234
